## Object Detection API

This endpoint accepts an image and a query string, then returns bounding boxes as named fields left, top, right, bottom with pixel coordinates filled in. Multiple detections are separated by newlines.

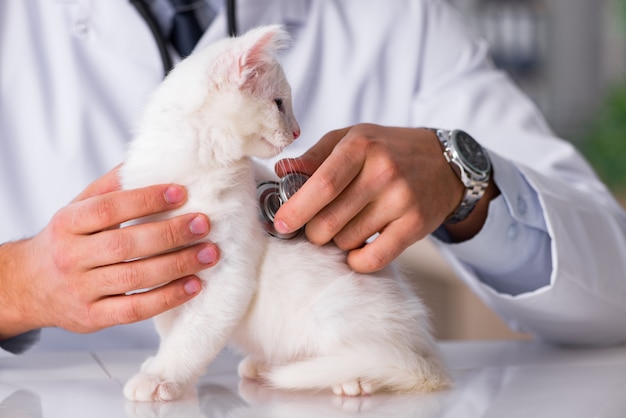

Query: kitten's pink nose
left=293, top=130, right=300, bottom=139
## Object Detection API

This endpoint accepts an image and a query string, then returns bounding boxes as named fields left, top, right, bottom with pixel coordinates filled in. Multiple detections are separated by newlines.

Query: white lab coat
left=1, top=0, right=625, bottom=353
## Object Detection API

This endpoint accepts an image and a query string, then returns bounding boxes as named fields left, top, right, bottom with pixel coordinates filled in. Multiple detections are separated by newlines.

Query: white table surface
left=1, top=340, right=625, bottom=418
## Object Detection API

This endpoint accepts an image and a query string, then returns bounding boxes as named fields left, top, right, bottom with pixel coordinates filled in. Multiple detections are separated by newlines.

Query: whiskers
left=276, top=157, right=309, bottom=177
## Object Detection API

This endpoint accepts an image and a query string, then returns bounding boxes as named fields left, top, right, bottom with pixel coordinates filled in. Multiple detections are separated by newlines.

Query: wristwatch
left=433, top=129, right=492, bottom=224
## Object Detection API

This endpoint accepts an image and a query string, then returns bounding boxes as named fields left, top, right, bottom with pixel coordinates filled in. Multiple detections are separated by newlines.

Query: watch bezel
left=449, top=130, right=492, bottom=179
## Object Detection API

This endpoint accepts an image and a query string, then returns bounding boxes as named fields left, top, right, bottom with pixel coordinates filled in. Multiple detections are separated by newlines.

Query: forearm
left=0, top=240, right=42, bottom=340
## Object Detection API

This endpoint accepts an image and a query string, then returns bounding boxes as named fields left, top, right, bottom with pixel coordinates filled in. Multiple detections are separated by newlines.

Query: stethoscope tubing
left=226, top=0, right=238, bottom=37
left=129, top=0, right=238, bottom=76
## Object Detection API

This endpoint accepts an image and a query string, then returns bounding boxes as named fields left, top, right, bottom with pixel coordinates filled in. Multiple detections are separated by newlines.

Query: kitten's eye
left=274, top=98, right=284, bottom=112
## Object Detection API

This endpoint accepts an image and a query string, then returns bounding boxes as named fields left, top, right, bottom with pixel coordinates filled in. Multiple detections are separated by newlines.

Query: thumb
left=71, top=164, right=122, bottom=203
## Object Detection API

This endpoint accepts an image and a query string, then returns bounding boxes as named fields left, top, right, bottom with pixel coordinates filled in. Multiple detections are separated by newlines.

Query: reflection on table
left=1, top=340, right=625, bottom=418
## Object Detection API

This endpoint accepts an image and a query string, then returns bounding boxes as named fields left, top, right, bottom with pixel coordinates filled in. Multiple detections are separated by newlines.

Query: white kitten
left=121, top=25, right=449, bottom=402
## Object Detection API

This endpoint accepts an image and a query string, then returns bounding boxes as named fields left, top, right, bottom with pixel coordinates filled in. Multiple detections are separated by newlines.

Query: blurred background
left=400, top=0, right=626, bottom=341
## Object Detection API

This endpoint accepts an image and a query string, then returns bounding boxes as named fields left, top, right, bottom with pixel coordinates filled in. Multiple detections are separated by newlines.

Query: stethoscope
left=129, top=0, right=238, bottom=76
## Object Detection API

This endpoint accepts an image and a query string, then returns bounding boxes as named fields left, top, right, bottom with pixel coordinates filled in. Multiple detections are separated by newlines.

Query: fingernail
left=189, top=215, right=209, bottom=235
left=184, top=278, right=201, bottom=295
left=274, top=220, right=290, bottom=234
left=197, top=246, right=217, bottom=264
left=164, top=185, right=185, bottom=204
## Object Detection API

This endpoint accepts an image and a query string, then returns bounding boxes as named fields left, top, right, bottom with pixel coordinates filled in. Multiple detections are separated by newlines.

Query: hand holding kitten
left=0, top=165, right=219, bottom=340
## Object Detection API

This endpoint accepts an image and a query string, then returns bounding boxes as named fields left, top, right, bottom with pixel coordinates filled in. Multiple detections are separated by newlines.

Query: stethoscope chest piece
left=257, top=173, right=309, bottom=239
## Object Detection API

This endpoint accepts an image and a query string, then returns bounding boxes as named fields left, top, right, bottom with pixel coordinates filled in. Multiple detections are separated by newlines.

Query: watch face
left=452, top=130, right=491, bottom=174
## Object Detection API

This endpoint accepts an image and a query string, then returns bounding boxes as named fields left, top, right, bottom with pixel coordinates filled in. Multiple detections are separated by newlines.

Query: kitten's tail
left=265, top=347, right=450, bottom=394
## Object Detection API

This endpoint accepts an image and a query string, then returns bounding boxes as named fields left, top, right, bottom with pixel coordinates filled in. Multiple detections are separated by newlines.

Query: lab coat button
left=73, top=20, right=90, bottom=37
left=507, top=223, right=519, bottom=240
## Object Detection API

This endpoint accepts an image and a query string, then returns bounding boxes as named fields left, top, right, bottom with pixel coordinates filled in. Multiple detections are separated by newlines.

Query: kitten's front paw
left=124, top=372, right=185, bottom=401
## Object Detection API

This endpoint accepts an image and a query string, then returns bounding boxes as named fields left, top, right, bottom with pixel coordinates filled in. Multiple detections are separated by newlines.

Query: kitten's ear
left=232, top=25, right=290, bottom=86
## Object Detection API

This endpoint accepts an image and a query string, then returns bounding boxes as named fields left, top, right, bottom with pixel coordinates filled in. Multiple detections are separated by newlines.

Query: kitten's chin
left=256, top=136, right=288, bottom=158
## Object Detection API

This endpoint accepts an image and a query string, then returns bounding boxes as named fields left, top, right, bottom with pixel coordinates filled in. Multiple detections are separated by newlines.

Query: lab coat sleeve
left=0, top=330, right=40, bottom=355
left=414, top=0, right=626, bottom=345
left=432, top=152, right=553, bottom=297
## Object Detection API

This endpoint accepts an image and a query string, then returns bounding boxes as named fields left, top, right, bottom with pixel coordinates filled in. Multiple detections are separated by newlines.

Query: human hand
left=0, top=166, right=219, bottom=339
left=273, top=124, right=497, bottom=273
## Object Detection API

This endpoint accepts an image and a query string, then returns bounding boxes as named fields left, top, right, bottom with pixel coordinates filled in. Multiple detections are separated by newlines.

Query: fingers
left=83, top=213, right=211, bottom=267
left=91, top=241, right=218, bottom=296
left=48, top=226, right=218, bottom=332
left=274, top=128, right=363, bottom=236
left=330, top=170, right=424, bottom=251
left=303, top=176, right=376, bottom=246
left=63, top=184, right=188, bottom=234
left=331, top=201, right=393, bottom=251
left=324, top=184, right=424, bottom=273
left=83, top=276, right=203, bottom=331
left=346, top=218, right=420, bottom=273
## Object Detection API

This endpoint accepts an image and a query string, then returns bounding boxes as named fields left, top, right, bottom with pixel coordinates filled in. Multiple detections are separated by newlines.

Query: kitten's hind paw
left=237, top=356, right=268, bottom=381
left=124, top=372, right=185, bottom=401
left=332, top=379, right=375, bottom=397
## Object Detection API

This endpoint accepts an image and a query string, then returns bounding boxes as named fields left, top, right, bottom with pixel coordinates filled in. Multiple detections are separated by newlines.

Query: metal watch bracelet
left=431, top=128, right=490, bottom=224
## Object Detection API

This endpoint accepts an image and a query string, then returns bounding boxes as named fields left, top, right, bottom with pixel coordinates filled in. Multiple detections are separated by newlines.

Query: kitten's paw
left=237, top=357, right=268, bottom=381
left=332, top=379, right=374, bottom=397
left=124, top=372, right=185, bottom=401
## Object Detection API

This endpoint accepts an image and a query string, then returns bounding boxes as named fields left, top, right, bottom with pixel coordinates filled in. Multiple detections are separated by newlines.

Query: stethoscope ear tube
left=129, top=0, right=174, bottom=76
left=227, top=0, right=238, bottom=37
left=130, top=0, right=239, bottom=77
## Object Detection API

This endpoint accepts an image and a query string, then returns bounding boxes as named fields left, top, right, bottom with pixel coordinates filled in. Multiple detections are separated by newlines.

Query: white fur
left=231, top=240, right=449, bottom=396
left=121, top=25, right=448, bottom=402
